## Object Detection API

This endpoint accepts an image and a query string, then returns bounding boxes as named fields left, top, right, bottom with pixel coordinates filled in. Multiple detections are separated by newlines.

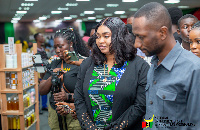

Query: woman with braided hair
left=39, top=27, right=89, bottom=130
left=189, top=21, right=200, bottom=58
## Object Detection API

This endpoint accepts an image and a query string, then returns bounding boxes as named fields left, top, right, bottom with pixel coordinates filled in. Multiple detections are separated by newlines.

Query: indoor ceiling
left=0, top=0, right=200, bottom=23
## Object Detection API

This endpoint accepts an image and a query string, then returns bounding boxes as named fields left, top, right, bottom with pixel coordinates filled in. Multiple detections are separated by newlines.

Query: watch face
left=68, top=94, right=72, bottom=100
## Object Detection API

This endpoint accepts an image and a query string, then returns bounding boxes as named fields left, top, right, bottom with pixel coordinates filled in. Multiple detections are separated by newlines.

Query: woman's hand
left=63, top=50, right=75, bottom=64
left=53, top=88, right=68, bottom=102
left=56, top=104, right=69, bottom=116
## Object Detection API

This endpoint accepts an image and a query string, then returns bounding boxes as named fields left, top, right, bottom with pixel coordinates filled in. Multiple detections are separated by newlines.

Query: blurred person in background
left=15, top=37, right=29, bottom=52
left=168, top=7, right=183, bottom=44
left=177, top=14, right=198, bottom=50
left=32, top=32, right=48, bottom=114
left=189, top=21, right=200, bottom=58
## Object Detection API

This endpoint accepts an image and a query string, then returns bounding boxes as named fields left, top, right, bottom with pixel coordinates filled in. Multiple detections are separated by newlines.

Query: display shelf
left=25, top=120, right=37, bottom=130
left=0, top=43, right=39, bottom=130
left=24, top=102, right=36, bottom=111
left=2, top=110, right=23, bottom=115
left=23, top=83, right=36, bottom=91
left=1, top=89, right=22, bottom=93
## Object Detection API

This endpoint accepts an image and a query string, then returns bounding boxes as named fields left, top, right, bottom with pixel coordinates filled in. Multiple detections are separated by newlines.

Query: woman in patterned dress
left=74, top=17, right=149, bottom=130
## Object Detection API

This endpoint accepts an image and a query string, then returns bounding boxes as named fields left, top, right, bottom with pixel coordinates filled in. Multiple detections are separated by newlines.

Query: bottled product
left=27, top=112, right=31, bottom=126
left=13, top=116, right=17, bottom=130
left=31, top=110, right=35, bottom=123
left=13, top=97, right=19, bottom=110
left=7, top=97, right=12, bottom=110
left=24, top=115, right=28, bottom=128
left=17, top=116, right=20, bottom=130
left=8, top=116, right=13, bottom=130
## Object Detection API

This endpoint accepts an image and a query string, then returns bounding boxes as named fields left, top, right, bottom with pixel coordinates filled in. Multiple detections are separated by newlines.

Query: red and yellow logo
left=142, top=115, right=154, bottom=129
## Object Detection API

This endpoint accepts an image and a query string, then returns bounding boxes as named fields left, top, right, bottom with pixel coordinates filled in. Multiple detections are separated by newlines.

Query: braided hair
left=54, top=27, right=90, bottom=57
left=192, top=21, right=200, bottom=30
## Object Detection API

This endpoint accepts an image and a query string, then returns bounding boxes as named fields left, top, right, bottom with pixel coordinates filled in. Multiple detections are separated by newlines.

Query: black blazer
left=74, top=56, right=149, bottom=130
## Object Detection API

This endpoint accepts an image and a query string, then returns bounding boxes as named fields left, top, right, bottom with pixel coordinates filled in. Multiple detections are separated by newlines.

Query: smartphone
left=67, top=51, right=79, bottom=61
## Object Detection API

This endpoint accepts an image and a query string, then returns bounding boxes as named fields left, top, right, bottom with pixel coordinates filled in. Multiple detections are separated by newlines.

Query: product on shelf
left=8, top=116, right=20, bottom=130
left=7, top=97, right=12, bottom=110
left=6, top=54, right=17, bottom=68
left=7, top=95, right=19, bottom=110
left=5, top=72, right=18, bottom=89
left=21, top=52, right=33, bottom=68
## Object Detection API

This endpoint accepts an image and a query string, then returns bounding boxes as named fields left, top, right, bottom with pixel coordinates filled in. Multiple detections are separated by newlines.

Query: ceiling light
left=96, top=19, right=102, bottom=22
left=120, top=15, right=127, bottom=18
left=88, top=17, right=96, bottom=20
left=64, top=17, right=72, bottom=20
left=80, top=13, right=85, bottom=16
left=12, top=18, right=21, bottom=20
left=96, top=15, right=103, bottom=18
left=114, top=11, right=125, bottom=14
left=58, top=7, right=69, bottom=10
left=76, top=19, right=82, bottom=22
left=178, top=6, right=189, bottom=8
left=18, top=7, right=22, bottom=10
left=33, top=20, right=40, bottom=22
left=164, top=0, right=180, bottom=4
left=94, top=8, right=105, bottom=10
left=25, top=0, right=38, bottom=1
left=129, top=8, right=138, bottom=11
left=84, top=11, right=95, bottom=14
left=66, top=3, right=78, bottom=6
left=11, top=20, right=18, bottom=23
left=16, top=11, right=27, bottom=14
left=51, top=11, right=62, bottom=14
left=104, top=13, right=112, bottom=16
left=55, top=20, right=62, bottom=23
left=83, top=18, right=88, bottom=21
left=106, top=4, right=119, bottom=7
left=70, top=15, right=78, bottom=18
left=76, top=0, right=90, bottom=1
left=39, top=17, right=47, bottom=20
left=122, top=0, right=138, bottom=2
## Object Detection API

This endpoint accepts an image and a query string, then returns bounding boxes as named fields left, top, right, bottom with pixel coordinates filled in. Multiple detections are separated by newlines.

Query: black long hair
left=54, top=27, right=90, bottom=57
left=89, top=17, right=137, bottom=67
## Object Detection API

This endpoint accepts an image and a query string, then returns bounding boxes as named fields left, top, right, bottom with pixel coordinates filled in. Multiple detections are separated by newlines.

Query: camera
left=32, top=52, right=63, bottom=93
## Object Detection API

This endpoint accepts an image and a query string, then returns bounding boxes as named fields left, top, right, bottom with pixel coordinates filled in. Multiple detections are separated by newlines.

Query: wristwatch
left=68, top=93, right=72, bottom=100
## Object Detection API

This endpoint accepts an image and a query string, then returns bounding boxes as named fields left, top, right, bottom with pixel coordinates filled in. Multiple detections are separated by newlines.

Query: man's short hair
left=178, top=14, right=198, bottom=29
left=134, top=2, right=172, bottom=32
left=168, top=7, right=183, bottom=25
left=34, top=33, right=40, bottom=41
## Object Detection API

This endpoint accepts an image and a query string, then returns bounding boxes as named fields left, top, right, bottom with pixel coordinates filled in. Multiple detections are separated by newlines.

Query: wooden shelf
left=22, top=65, right=33, bottom=69
left=24, top=102, right=36, bottom=111
left=1, top=89, right=22, bottom=93
left=25, top=120, right=37, bottom=130
left=0, top=43, right=39, bottom=130
left=23, top=84, right=36, bottom=91
left=0, top=68, right=21, bottom=72
left=2, top=110, right=23, bottom=115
